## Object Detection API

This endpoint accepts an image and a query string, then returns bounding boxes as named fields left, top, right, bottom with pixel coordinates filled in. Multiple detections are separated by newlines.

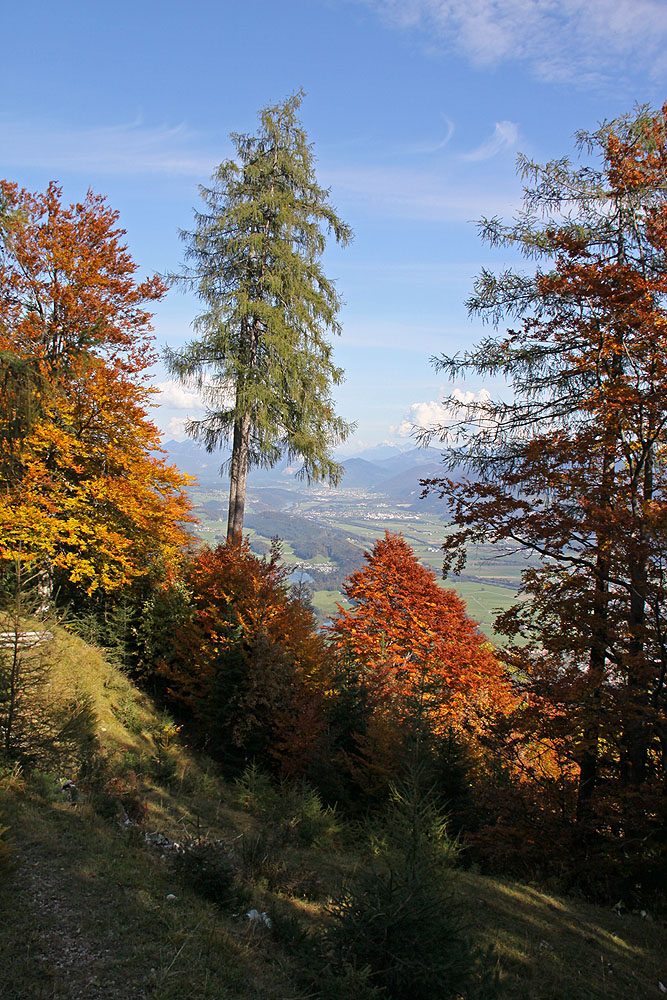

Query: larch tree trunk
left=576, top=457, right=613, bottom=823
left=621, top=441, right=653, bottom=785
left=226, top=411, right=251, bottom=544
left=226, top=318, right=258, bottom=544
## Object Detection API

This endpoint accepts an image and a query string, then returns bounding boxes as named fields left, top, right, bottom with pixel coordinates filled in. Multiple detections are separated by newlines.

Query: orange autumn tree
left=327, top=533, right=511, bottom=764
left=160, top=539, right=326, bottom=775
left=0, top=181, right=191, bottom=595
left=421, top=106, right=667, bottom=809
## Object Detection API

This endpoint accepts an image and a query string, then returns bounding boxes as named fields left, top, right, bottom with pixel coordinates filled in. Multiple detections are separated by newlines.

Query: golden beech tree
left=326, top=532, right=511, bottom=743
left=0, top=181, right=192, bottom=594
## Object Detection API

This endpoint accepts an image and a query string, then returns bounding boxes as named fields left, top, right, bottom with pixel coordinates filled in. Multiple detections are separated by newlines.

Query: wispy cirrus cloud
left=0, top=117, right=220, bottom=177
left=322, top=164, right=519, bottom=222
left=0, top=113, right=518, bottom=225
left=407, top=115, right=455, bottom=154
left=352, top=0, right=667, bottom=87
left=461, top=121, right=519, bottom=162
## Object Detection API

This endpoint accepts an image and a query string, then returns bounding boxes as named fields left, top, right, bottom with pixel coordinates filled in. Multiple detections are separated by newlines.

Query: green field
left=310, top=588, right=351, bottom=620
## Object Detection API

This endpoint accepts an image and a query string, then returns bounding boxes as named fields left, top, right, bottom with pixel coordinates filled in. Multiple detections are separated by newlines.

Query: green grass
left=451, top=581, right=520, bottom=640
left=463, top=873, right=667, bottom=1000
left=0, top=790, right=256, bottom=1000
left=310, top=589, right=350, bottom=621
left=1, top=630, right=664, bottom=999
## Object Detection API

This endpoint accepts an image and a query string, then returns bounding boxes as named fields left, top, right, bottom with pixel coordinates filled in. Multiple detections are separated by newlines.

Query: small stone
left=166, top=893, right=177, bottom=902
left=247, top=908, right=271, bottom=928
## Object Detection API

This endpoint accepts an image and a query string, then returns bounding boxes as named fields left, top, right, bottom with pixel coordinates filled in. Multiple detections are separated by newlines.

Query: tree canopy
left=327, top=532, right=510, bottom=737
left=422, top=103, right=667, bottom=829
left=157, top=539, right=325, bottom=775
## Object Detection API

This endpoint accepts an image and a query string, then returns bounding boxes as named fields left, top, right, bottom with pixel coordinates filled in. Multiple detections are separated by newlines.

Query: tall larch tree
left=421, top=104, right=667, bottom=829
left=167, top=92, right=354, bottom=542
left=0, top=181, right=192, bottom=596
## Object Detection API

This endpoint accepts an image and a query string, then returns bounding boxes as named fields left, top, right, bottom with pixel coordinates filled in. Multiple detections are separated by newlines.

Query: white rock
left=166, top=894, right=177, bottom=902
left=247, top=908, right=272, bottom=928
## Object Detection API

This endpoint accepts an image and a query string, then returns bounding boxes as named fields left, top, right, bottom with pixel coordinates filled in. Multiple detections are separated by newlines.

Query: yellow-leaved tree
left=0, top=180, right=192, bottom=597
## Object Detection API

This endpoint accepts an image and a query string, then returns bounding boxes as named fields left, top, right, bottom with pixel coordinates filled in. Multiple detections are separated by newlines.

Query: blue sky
left=3, top=0, right=667, bottom=454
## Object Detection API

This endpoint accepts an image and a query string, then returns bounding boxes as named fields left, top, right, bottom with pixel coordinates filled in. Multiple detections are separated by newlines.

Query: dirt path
left=12, top=845, right=120, bottom=999
left=1, top=800, right=161, bottom=1000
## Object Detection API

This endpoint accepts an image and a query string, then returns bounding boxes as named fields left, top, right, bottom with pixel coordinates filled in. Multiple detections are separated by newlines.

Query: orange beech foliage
left=326, top=533, right=511, bottom=739
left=161, top=540, right=326, bottom=774
left=0, top=181, right=191, bottom=593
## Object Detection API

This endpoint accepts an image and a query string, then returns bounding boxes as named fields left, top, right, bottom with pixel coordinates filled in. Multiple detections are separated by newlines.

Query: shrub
left=29, top=770, right=61, bottom=802
left=171, top=838, right=248, bottom=911
left=112, top=695, right=145, bottom=736
left=235, top=765, right=341, bottom=849
left=233, top=766, right=338, bottom=897
left=233, top=762, right=274, bottom=814
left=327, top=772, right=478, bottom=1000
left=93, top=771, right=148, bottom=825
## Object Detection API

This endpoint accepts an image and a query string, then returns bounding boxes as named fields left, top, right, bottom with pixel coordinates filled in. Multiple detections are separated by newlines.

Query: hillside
left=0, top=631, right=665, bottom=1000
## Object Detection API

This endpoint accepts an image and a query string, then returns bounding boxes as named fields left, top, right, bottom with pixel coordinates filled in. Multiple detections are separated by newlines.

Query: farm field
left=188, top=483, right=527, bottom=639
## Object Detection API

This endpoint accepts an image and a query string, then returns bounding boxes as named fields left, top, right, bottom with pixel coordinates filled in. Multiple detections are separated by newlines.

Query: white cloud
left=163, top=417, right=191, bottom=442
left=154, top=379, right=207, bottom=410
left=461, top=121, right=519, bottom=162
left=0, top=117, right=220, bottom=177
left=355, top=0, right=667, bottom=87
left=154, top=378, right=236, bottom=412
left=392, top=386, right=491, bottom=438
left=408, top=116, right=455, bottom=154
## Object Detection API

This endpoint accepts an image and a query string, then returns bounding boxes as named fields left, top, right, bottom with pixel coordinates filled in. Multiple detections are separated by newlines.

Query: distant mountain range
left=161, top=439, right=453, bottom=507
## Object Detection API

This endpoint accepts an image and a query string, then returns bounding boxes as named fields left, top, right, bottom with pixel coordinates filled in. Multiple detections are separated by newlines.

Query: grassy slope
left=1, top=630, right=665, bottom=1000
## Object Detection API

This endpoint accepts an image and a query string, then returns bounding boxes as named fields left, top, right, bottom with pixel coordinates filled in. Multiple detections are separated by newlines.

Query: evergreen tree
left=329, top=771, right=479, bottom=1000
left=167, top=92, right=353, bottom=541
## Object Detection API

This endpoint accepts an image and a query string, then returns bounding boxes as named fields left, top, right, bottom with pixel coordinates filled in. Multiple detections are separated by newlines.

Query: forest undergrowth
left=0, top=629, right=664, bottom=1000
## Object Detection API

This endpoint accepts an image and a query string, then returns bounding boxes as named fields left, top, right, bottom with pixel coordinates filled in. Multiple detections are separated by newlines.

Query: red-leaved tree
left=326, top=533, right=512, bottom=795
